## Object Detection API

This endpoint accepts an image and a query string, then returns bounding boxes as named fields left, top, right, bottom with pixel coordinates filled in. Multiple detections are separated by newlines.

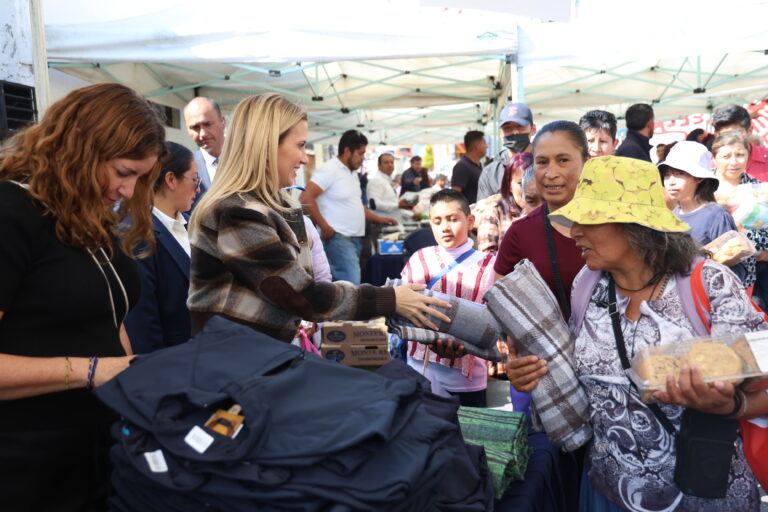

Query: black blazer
left=124, top=213, right=191, bottom=353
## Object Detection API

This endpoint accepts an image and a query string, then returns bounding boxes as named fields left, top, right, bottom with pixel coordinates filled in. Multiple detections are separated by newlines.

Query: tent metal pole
left=145, top=78, right=224, bottom=98
left=29, top=0, right=50, bottom=116
left=142, top=63, right=189, bottom=104
left=492, top=101, right=499, bottom=157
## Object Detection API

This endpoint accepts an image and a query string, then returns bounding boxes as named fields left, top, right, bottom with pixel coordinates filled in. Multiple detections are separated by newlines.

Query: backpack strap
left=569, top=268, right=604, bottom=336
left=680, top=257, right=768, bottom=335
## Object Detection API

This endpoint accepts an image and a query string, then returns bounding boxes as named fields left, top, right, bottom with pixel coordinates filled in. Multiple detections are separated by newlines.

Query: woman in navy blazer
left=125, top=142, right=200, bottom=353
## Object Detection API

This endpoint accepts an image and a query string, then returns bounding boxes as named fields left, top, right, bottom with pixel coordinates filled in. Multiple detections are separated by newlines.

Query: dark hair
left=378, top=152, right=394, bottom=165
left=155, top=141, right=194, bottom=191
left=661, top=141, right=677, bottom=161
left=656, top=143, right=667, bottom=150
left=695, top=179, right=718, bottom=203
left=625, top=103, right=654, bottom=131
left=410, top=156, right=422, bottom=164
left=579, top=110, right=618, bottom=140
left=712, top=104, right=751, bottom=133
left=464, top=130, right=485, bottom=151
left=430, top=188, right=470, bottom=216
left=686, top=128, right=706, bottom=141
left=623, top=224, right=706, bottom=276
left=712, top=130, right=751, bottom=157
left=338, top=130, right=368, bottom=155
left=532, top=120, right=589, bottom=161
left=500, top=152, right=533, bottom=205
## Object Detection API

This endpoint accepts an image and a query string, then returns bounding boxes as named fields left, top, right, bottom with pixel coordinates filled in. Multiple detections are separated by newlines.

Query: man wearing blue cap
left=477, top=103, right=536, bottom=201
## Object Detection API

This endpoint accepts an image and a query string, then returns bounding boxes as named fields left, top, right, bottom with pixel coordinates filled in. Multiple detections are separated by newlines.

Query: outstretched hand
left=394, top=283, right=452, bottom=330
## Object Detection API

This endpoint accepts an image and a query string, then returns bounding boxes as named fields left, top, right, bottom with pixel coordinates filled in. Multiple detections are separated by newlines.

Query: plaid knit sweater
left=188, top=193, right=395, bottom=341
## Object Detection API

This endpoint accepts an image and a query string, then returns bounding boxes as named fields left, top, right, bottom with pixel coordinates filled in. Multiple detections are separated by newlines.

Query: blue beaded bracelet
left=86, top=356, right=99, bottom=390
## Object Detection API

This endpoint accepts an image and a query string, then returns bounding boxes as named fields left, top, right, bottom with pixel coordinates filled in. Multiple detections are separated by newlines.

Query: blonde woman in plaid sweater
left=188, top=94, right=450, bottom=340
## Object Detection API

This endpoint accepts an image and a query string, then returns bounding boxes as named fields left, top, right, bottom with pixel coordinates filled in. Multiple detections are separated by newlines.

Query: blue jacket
left=124, top=213, right=191, bottom=354
left=97, top=317, right=459, bottom=511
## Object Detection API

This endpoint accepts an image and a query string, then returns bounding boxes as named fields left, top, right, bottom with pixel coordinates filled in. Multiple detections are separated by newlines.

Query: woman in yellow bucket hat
left=511, top=155, right=768, bottom=511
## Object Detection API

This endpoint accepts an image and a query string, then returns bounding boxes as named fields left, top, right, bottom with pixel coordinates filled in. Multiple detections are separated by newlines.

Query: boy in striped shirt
left=402, top=189, right=496, bottom=406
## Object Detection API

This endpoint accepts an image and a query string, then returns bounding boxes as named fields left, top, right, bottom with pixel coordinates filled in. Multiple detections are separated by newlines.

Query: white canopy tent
left=43, top=0, right=768, bottom=146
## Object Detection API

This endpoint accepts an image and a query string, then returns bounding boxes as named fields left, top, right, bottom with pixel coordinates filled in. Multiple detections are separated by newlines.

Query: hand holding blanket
left=483, top=259, right=592, bottom=452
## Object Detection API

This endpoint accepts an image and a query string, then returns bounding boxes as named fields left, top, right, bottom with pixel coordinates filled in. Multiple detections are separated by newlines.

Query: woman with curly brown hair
left=0, top=83, right=165, bottom=510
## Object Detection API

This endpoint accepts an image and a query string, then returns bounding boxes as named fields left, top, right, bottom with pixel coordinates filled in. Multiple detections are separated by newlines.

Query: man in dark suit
left=184, top=97, right=225, bottom=209
left=615, top=103, right=655, bottom=162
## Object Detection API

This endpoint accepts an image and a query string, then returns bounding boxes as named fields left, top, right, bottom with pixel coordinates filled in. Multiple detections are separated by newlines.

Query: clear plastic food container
left=628, top=332, right=768, bottom=403
left=703, top=230, right=756, bottom=266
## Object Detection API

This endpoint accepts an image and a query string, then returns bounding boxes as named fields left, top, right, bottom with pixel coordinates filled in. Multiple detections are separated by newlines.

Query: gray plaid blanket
left=383, top=278, right=503, bottom=362
left=483, top=259, right=592, bottom=452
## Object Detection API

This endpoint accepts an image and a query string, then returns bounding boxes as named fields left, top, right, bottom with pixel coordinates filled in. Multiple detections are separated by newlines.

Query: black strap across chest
left=543, top=204, right=571, bottom=319
left=607, top=275, right=676, bottom=436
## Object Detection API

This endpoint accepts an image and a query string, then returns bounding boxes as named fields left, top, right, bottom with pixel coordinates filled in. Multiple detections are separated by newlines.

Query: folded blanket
left=385, top=323, right=503, bottom=362
left=457, top=407, right=530, bottom=499
left=483, top=259, right=592, bottom=452
left=383, top=278, right=503, bottom=361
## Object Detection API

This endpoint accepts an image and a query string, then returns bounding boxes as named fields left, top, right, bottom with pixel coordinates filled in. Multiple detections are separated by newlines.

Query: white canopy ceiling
left=43, top=0, right=768, bottom=146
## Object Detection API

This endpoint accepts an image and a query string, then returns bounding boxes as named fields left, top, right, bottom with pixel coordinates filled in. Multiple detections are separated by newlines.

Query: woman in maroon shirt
left=494, top=120, right=588, bottom=321
left=495, top=121, right=588, bottom=444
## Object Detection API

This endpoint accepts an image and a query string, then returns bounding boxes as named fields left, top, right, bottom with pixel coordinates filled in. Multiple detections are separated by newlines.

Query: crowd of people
left=1, top=81, right=768, bottom=512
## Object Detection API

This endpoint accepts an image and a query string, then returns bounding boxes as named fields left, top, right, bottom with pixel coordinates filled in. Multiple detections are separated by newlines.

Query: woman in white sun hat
left=661, top=141, right=752, bottom=287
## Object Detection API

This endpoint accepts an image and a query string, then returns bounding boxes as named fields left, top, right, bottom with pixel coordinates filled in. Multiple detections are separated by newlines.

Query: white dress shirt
left=366, top=170, right=401, bottom=221
left=152, top=207, right=191, bottom=256
left=201, top=149, right=219, bottom=183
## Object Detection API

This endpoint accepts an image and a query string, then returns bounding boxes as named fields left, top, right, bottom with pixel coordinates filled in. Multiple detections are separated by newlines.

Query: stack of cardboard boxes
left=321, top=319, right=391, bottom=367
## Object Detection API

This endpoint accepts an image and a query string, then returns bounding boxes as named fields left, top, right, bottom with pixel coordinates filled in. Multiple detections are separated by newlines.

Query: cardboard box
left=378, top=240, right=404, bottom=255
left=321, top=321, right=391, bottom=366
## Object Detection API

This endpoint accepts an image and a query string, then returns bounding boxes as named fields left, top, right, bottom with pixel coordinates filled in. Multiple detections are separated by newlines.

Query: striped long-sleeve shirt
left=402, top=239, right=496, bottom=380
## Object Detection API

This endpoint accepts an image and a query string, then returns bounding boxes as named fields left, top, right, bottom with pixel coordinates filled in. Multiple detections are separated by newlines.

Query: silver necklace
left=88, top=247, right=129, bottom=329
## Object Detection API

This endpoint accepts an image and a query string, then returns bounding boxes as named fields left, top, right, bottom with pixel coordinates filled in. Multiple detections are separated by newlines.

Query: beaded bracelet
left=86, top=356, right=99, bottom=391
left=64, top=357, right=72, bottom=390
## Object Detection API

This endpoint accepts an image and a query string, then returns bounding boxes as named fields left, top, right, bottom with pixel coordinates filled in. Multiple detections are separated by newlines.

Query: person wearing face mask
left=477, top=102, right=537, bottom=202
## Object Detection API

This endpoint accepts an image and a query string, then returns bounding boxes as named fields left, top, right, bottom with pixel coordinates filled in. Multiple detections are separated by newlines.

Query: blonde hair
left=190, top=94, right=307, bottom=230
